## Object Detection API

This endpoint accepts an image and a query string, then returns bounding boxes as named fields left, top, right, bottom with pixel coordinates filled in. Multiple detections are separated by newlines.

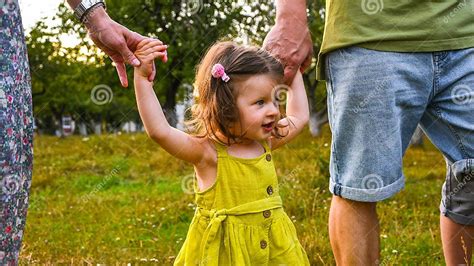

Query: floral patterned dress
left=0, top=0, right=34, bottom=264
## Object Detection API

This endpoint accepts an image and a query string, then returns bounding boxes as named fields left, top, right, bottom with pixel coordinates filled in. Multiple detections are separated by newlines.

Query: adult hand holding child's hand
left=262, top=0, right=313, bottom=84
left=134, top=38, right=168, bottom=79
left=80, top=6, right=149, bottom=87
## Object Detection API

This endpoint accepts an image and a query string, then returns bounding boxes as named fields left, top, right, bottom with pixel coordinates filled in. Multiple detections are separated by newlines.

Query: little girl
left=133, top=38, right=310, bottom=265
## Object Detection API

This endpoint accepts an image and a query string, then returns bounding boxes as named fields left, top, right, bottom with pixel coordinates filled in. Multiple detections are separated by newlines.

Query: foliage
left=27, top=0, right=280, bottom=132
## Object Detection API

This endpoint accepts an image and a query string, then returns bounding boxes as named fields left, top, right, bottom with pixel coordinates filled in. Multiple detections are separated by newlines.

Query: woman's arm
left=270, top=71, right=310, bottom=150
left=134, top=39, right=207, bottom=164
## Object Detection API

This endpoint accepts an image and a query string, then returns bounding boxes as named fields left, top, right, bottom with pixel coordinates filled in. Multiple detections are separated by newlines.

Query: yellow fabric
left=174, top=140, right=310, bottom=265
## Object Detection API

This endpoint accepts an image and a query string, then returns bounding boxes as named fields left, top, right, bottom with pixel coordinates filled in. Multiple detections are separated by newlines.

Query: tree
left=50, top=0, right=276, bottom=128
left=28, top=1, right=330, bottom=135
left=27, top=20, right=100, bottom=134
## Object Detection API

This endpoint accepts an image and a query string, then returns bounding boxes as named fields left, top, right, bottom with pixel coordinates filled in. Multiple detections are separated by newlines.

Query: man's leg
left=329, top=196, right=379, bottom=265
left=325, top=46, right=433, bottom=264
left=418, top=48, right=474, bottom=265
left=441, top=216, right=474, bottom=265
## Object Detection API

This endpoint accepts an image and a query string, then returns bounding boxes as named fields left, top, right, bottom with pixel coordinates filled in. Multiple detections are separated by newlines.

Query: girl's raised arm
left=270, top=71, right=310, bottom=150
left=133, top=39, right=207, bottom=165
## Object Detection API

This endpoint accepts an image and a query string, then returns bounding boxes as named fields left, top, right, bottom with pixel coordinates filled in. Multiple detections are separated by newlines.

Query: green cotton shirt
left=316, top=0, right=474, bottom=80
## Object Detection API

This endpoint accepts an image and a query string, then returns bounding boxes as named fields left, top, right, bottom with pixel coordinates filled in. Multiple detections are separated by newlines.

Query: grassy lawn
left=20, top=125, right=447, bottom=264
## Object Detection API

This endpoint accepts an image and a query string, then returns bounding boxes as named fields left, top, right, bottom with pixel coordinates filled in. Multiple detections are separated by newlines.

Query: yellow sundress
left=173, top=140, right=310, bottom=265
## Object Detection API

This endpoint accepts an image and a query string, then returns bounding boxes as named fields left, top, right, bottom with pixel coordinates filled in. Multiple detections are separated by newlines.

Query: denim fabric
left=325, top=46, right=473, bottom=224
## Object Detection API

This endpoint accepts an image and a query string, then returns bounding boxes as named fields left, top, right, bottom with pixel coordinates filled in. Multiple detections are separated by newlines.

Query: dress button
left=263, top=210, right=271, bottom=218
left=266, top=185, right=273, bottom=195
left=266, top=154, right=272, bottom=161
left=260, top=240, right=267, bottom=249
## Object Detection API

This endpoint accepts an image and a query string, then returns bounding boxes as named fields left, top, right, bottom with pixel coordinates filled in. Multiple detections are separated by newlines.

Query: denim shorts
left=325, top=46, right=474, bottom=225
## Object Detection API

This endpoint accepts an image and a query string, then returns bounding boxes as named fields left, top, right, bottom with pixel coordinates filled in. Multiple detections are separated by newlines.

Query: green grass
left=20, top=126, right=447, bottom=264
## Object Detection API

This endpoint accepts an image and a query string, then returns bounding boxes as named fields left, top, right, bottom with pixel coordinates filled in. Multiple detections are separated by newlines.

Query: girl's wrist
left=134, top=72, right=147, bottom=79
left=134, top=70, right=153, bottom=83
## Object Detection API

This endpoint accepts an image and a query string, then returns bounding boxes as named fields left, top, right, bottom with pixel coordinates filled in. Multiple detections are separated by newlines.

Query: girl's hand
left=134, top=38, right=168, bottom=79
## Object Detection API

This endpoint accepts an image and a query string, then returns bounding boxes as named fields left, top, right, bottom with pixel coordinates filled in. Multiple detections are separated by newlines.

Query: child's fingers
left=140, top=47, right=167, bottom=60
left=153, top=51, right=167, bottom=58
left=135, top=46, right=167, bottom=61
left=136, top=38, right=154, bottom=49
left=162, top=50, right=168, bottom=63
left=144, top=51, right=167, bottom=61
left=140, top=40, right=165, bottom=52
left=153, top=45, right=168, bottom=52
left=141, top=45, right=168, bottom=56
left=136, top=45, right=167, bottom=60
left=140, top=53, right=166, bottom=65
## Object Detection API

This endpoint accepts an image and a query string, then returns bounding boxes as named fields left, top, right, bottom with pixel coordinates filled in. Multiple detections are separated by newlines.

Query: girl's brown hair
left=186, top=41, right=285, bottom=145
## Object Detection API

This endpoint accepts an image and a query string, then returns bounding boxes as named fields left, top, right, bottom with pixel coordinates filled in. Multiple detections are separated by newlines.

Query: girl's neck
left=212, top=132, right=258, bottom=146
left=211, top=133, right=267, bottom=159
left=227, top=140, right=266, bottom=159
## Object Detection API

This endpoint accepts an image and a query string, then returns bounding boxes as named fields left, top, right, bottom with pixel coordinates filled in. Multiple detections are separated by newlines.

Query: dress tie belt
left=196, top=196, right=283, bottom=265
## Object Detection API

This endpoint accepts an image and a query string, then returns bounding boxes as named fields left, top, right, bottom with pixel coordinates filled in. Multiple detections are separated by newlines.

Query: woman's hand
left=134, top=39, right=168, bottom=79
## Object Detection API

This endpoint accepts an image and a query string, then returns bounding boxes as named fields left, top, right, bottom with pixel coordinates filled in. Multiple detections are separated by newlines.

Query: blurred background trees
left=27, top=0, right=328, bottom=136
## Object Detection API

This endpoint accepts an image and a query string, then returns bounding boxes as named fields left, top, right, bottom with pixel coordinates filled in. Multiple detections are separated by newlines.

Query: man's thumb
left=121, top=47, right=140, bottom=67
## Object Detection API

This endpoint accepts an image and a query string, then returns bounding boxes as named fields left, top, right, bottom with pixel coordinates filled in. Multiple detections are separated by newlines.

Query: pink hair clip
left=211, top=63, right=230, bottom=82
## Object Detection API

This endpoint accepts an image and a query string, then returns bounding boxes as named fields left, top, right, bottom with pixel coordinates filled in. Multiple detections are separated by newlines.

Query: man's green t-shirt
left=316, top=0, right=474, bottom=80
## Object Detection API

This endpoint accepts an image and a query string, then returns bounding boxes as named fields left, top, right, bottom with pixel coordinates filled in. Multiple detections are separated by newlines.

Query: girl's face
left=231, top=74, right=280, bottom=142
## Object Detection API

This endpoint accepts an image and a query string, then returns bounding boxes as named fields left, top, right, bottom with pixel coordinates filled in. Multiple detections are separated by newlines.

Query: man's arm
left=263, top=0, right=313, bottom=84
left=65, top=1, right=165, bottom=87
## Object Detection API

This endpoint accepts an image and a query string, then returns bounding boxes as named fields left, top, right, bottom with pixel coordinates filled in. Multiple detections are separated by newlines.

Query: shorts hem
left=329, top=176, right=405, bottom=202
left=440, top=207, right=474, bottom=225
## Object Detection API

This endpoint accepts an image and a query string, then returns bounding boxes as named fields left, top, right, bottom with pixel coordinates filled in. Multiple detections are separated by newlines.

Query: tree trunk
left=78, top=122, right=88, bottom=136
left=50, top=105, right=65, bottom=137
left=94, top=114, right=102, bottom=135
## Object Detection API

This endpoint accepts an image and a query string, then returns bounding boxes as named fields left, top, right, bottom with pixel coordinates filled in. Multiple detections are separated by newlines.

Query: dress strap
left=260, top=139, right=271, bottom=153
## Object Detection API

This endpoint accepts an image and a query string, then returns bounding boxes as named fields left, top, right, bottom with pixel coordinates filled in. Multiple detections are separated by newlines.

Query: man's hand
left=264, top=24, right=313, bottom=85
left=134, top=39, right=168, bottom=79
left=263, top=0, right=313, bottom=84
left=84, top=7, right=167, bottom=87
